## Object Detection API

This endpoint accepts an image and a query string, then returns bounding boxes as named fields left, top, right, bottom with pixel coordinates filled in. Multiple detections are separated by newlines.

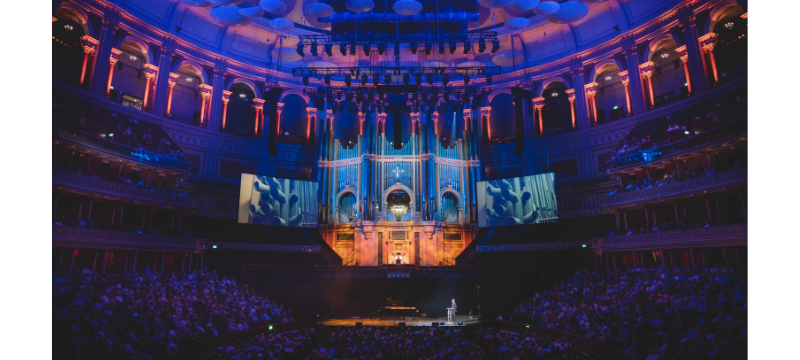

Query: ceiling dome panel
left=477, top=0, right=518, bottom=8
left=533, top=1, right=559, bottom=16
left=345, top=0, right=376, bottom=13
left=393, top=1, right=423, bottom=16
left=510, top=0, right=540, bottom=12
left=546, top=2, right=589, bottom=24
left=504, top=17, right=529, bottom=30
left=492, top=51, right=524, bottom=66
left=270, top=17, right=294, bottom=30
left=259, top=0, right=287, bottom=14
left=239, top=4, right=266, bottom=18
left=456, top=61, right=485, bottom=74
left=210, top=6, right=253, bottom=27
left=305, top=3, right=335, bottom=18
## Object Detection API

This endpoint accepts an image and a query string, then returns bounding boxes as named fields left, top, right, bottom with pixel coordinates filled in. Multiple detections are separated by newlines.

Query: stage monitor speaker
left=458, top=322, right=464, bottom=325
left=355, top=322, right=363, bottom=330
left=511, top=88, right=533, bottom=157
left=432, top=322, right=439, bottom=327
left=399, top=322, right=406, bottom=327
left=264, top=87, right=282, bottom=157
left=439, top=322, right=445, bottom=326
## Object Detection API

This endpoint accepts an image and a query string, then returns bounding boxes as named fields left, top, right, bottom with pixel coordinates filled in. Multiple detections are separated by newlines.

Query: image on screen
left=476, top=173, right=558, bottom=227
left=237, top=174, right=319, bottom=227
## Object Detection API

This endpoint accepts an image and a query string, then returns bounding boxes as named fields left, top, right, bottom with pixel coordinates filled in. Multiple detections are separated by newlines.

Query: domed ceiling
left=122, top=0, right=683, bottom=74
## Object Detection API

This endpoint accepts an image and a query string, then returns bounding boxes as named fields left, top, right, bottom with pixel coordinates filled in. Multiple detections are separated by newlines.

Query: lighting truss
left=297, top=32, right=499, bottom=48
left=291, top=66, right=502, bottom=78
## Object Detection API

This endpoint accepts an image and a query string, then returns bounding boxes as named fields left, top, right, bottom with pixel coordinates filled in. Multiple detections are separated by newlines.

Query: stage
left=320, top=315, right=481, bottom=327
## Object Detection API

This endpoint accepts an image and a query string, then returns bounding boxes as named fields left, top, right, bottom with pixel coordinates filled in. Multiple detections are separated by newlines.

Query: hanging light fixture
left=415, top=73, right=422, bottom=85
left=362, top=74, right=368, bottom=85
left=486, top=74, right=492, bottom=85
left=464, top=74, right=470, bottom=85
left=384, top=74, right=392, bottom=85
left=363, top=42, right=371, bottom=55
left=296, top=43, right=305, bottom=57
left=324, top=74, right=331, bottom=86
left=426, top=74, right=433, bottom=85
left=438, top=41, right=445, bottom=54
left=310, top=43, right=318, bottom=56
left=478, top=38, right=486, bottom=53
left=605, top=75, right=612, bottom=81
left=449, top=40, right=457, bottom=54
left=425, top=41, right=432, bottom=55
left=350, top=42, right=356, bottom=55
left=410, top=41, right=418, bottom=54
left=303, top=76, right=310, bottom=86
left=394, top=42, right=400, bottom=54
left=378, top=43, right=386, bottom=55
left=463, top=40, right=471, bottom=54
left=442, top=74, right=449, bottom=86
left=345, top=74, right=352, bottom=87
left=339, top=44, right=347, bottom=56
left=324, top=43, right=333, bottom=56
left=491, top=40, right=500, bottom=53
left=373, top=75, right=380, bottom=86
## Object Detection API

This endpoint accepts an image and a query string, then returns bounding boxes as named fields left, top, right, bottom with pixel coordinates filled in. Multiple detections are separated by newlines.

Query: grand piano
left=379, top=298, right=419, bottom=322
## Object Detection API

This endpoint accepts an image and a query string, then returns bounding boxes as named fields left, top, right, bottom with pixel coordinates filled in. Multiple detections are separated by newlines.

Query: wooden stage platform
left=320, top=315, right=481, bottom=327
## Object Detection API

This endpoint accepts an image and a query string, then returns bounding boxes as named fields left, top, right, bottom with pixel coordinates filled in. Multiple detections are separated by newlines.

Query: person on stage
left=449, top=298, right=457, bottom=321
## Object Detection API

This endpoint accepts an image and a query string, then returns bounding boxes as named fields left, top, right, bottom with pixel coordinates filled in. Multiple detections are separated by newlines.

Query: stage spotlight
left=378, top=43, right=386, bottom=55
left=415, top=73, right=422, bottom=85
left=403, top=74, right=410, bottom=85
left=410, top=41, right=417, bottom=54
left=362, top=74, right=368, bottom=86
left=486, top=74, right=492, bottom=85
left=296, top=43, right=305, bottom=57
left=425, top=41, right=432, bottom=55
left=373, top=75, right=380, bottom=86
left=463, top=40, right=470, bottom=54
left=324, top=43, right=333, bottom=56
left=442, top=74, right=449, bottom=86
left=345, top=74, right=352, bottom=87
left=350, top=42, right=356, bottom=55
left=324, top=74, right=331, bottom=86
left=464, top=74, right=470, bottom=85
left=363, top=42, right=371, bottom=55
left=426, top=74, right=433, bottom=85
left=438, top=41, right=445, bottom=54
left=384, top=74, right=391, bottom=85
left=449, top=40, right=456, bottom=54
left=491, top=40, right=500, bottom=53
left=394, top=42, right=400, bottom=54
left=478, top=38, right=486, bottom=53
left=339, top=44, right=347, bottom=56
left=310, top=43, right=318, bottom=56
left=302, top=76, right=309, bottom=86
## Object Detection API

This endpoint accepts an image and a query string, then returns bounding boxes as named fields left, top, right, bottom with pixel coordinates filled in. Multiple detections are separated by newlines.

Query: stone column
left=584, top=82, right=599, bottom=124
left=680, top=12, right=710, bottom=94
left=207, top=68, right=226, bottom=132
left=462, top=109, right=471, bottom=135
left=105, top=49, right=122, bottom=96
left=151, top=46, right=174, bottom=117
left=198, top=84, right=213, bottom=127
left=479, top=107, right=490, bottom=141
left=639, top=62, right=656, bottom=109
left=358, top=111, right=367, bottom=136
left=532, top=97, right=544, bottom=135
left=79, top=36, right=98, bottom=86
left=221, top=90, right=232, bottom=130
left=306, top=107, right=318, bottom=143
left=90, top=14, right=119, bottom=96
left=165, top=73, right=179, bottom=117
left=378, top=112, right=387, bottom=134
left=253, top=98, right=266, bottom=136
left=571, top=66, right=591, bottom=129
left=699, top=33, right=720, bottom=85
left=622, top=42, right=648, bottom=114
left=618, top=71, right=632, bottom=115
left=676, top=45, right=692, bottom=95
left=142, top=64, right=159, bottom=111
left=565, top=89, right=576, bottom=128
left=276, top=102, right=285, bottom=135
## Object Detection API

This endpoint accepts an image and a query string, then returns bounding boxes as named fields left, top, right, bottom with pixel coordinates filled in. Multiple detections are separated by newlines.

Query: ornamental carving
left=218, top=142, right=261, bottom=156
left=165, top=130, right=208, bottom=147
left=639, top=62, right=655, bottom=77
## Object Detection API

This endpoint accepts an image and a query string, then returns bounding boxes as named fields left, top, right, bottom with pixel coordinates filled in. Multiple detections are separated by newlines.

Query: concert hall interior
left=47, top=0, right=751, bottom=359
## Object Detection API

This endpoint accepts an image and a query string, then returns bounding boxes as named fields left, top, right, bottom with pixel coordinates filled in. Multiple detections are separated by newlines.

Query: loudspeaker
left=355, top=322, right=363, bottom=330
left=511, top=88, right=533, bottom=156
left=399, top=322, right=406, bottom=327
left=394, top=112, right=402, bottom=149
left=264, top=87, right=282, bottom=157
left=432, top=322, right=439, bottom=327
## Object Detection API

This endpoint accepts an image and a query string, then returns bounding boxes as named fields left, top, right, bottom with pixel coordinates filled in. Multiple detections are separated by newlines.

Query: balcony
left=53, top=226, right=204, bottom=252
left=591, top=223, right=747, bottom=252
left=599, top=166, right=747, bottom=209
left=53, top=169, right=198, bottom=209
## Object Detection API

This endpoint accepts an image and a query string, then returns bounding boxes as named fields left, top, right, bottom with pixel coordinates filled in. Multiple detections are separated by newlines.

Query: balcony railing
left=591, top=223, right=747, bottom=252
left=53, top=226, right=204, bottom=251
left=53, top=169, right=199, bottom=208
left=599, top=166, right=747, bottom=208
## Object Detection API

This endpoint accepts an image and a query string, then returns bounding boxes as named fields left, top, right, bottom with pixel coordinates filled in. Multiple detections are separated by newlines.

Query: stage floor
left=320, top=315, right=480, bottom=327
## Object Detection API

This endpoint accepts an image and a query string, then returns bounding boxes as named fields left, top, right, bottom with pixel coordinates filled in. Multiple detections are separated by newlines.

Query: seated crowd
left=509, top=266, right=747, bottom=360
left=608, top=213, right=747, bottom=237
left=53, top=161, right=190, bottom=196
left=53, top=268, right=293, bottom=359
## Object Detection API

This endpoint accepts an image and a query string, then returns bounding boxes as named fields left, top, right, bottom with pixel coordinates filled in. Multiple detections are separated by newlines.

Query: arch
left=53, top=2, right=94, bottom=38
left=707, top=1, right=745, bottom=34
left=537, top=76, right=572, bottom=98
left=225, top=77, right=261, bottom=98
left=486, top=88, right=512, bottom=103
left=336, top=188, right=358, bottom=207
left=439, top=188, right=461, bottom=209
left=643, top=33, right=684, bottom=62
left=279, top=88, right=310, bottom=103
left=171, top=59, right=207, bottom=84
left=382, top=185, right=415, bottom=210
left=589, top=58, right=626, bottom=83
left=113, top=35, right=155, bottom=65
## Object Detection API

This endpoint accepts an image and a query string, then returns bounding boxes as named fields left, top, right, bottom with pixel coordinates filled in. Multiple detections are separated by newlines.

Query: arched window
left=111, top=40, right=150, bottom=108
left=52, top=9, right=87, bottom=87
left=592, top=61, right=627, bottom=123
left=338, top=192, right=357, bottom=223
left=710, top=5, right=747, bottom=83
left=441, top=192, right=459, bottom=223
left=279, top=94, right=308, bottom=145
left=170, top=63, right=205, bottom=125
left=225, top=83, right=257, bottom=137
left=541, top=82, right=572, bottom=134
left=646, top=36, right=688, bottom=108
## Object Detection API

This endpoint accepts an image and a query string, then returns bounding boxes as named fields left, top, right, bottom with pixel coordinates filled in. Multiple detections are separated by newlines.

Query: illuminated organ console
left=317, top=105, right=480, bottom=266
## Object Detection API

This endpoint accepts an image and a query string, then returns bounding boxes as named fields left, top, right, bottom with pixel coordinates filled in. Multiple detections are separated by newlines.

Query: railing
left=53, top=169, right=199, bottom=208
left=477, top=241, right=588, bottom=253
left=212, top=242, right=321, bottom=253
left=53, top=122, right=195, bottom=172
left=591, top=223, right=747, bottom=251
left=242, top=263, right=543, bottom=277
left=599, top=166, right=747, bottom=208
left=52, top=226, right=204, bottom=251
left=169, top=113, right=200, bottom=127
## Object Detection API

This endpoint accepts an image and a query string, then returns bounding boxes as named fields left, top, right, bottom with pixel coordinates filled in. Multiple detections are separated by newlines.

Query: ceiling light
left=486, top=74, right=492, bottom=85
left=345, top=74, right=352, bottom=87
left=660, top=53, right=669, bottom=59
left=394, top=42, right=400, bottom=54
left=442, top=74, right=449, bottom=86
left=410, top=41, right=417, bottom=54
left=384, top=74, right=391, bottom=85
left=303, top=76, right=310, bottom=86
left=310, top=43, right=318, bottom=56
left=373, top=75, right=380, bottom=86
left=464, top=74, right=470, bottom=85
left=324, top=43, right=333, bottom=57
left=463, top=41, right=471, bottom=54
left=403, top=74, right=410, bottom=85
left=339, top=44, right=347, bottom=56
left=64, top=24, right=73, bottom=31
left=425, top=41, right=432, bottom=55
left=605, top=76, right=612, bottom=81
left=426, top=74, right=433, bottom=85
left=449, top=41, right=456, bottom=54
left=478, top=38, right=486, bottom=53
left=725, top=22, right=734, bottom=29
left=129, top=55, right=137, bottom=61
left=439, top=41, right=445, bottom=54
left=551, top=92, right=558, bottom=97
left=186, top=77, right=193, bottom=82
left=378, top=43, right=386, bottom=55
left=415, top=73, right=422, bottom=85
left=491, top=40, right=500, bottom=53
left=363, top=42, right=371, bottom=55
left=296, top=43, right=305, bottom=57
left=350, top=42, right=356, bottom=55
left=324, top=74, right=331, bottom=86
left=362, top=74, right=368, bottom=86
left=239, top=93, right=246, bottom=98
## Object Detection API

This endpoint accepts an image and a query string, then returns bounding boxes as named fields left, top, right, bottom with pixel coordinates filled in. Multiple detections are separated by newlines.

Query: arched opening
left=593, top=62, right=627, bottom=123
left=110, top=40, right=150, bottom=109
left=338, top=192, right=357, bottom=223
left=437, top=100, right=465, bottom=147
left=52, top=9, right=87, bottom=88
left=647, top=37, right=688, bottom=108
left=489, top=93, right=515, bottom=144
left=279, top=94, right=309, bottom=145
left=170, top=64, right=205, bottom=126
left=386, top=190, right=411, bottom=222
left=710, top=5, right=747, bottom=83
left=441, top=192, right=459, bottom=223
left=540, top=82, right=573, bottom=135
left=224, top=83, right=258, bottom=137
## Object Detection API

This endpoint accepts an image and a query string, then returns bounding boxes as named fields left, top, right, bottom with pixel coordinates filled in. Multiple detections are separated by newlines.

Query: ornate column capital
left=571, top=66, right=585, bottom=77
left=168, top=72, right=180, bottom=87
left=80, top=35, right=99, bottom=55
left=253, top=98, right=266, bottom=110
left=377, top=112, right=387, bottom=123
left=639, top=62, right=656, bottom=78
left=463, top=108, right=472, bottom=118
left=532, top=97, right=545, bottom=109
left=213, top=67, right=228, bottom=77
left=409, top=112, right=420, bottom=123
left=358, top=111, right=366, bottom=122
left=741, top=12, right=748, bottom=20
left=306, top=107, right=318, bottom=117
left=565, top=89, right=576, bottom=102
left=324, top=108, right=332, bottom=117
left=430, top=112, right=439, bottom=123
left=143, top=64, right=159, bottom=80
left=277, top=102, right=286, bottom=114
left=618, top=71, right=630, bottom=85
left=109, top=48, right=122, bottom=65
left=584, top=82, right=599, bottom=96
left=198, top=84, right=213, bottom=99
left=676, top=45, right=689, bottom=63
left=699, top=33, right=718, bottom=52
left=479, top=106, right=491, bottom=116
left=221, top=90, right=232, bottom=104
